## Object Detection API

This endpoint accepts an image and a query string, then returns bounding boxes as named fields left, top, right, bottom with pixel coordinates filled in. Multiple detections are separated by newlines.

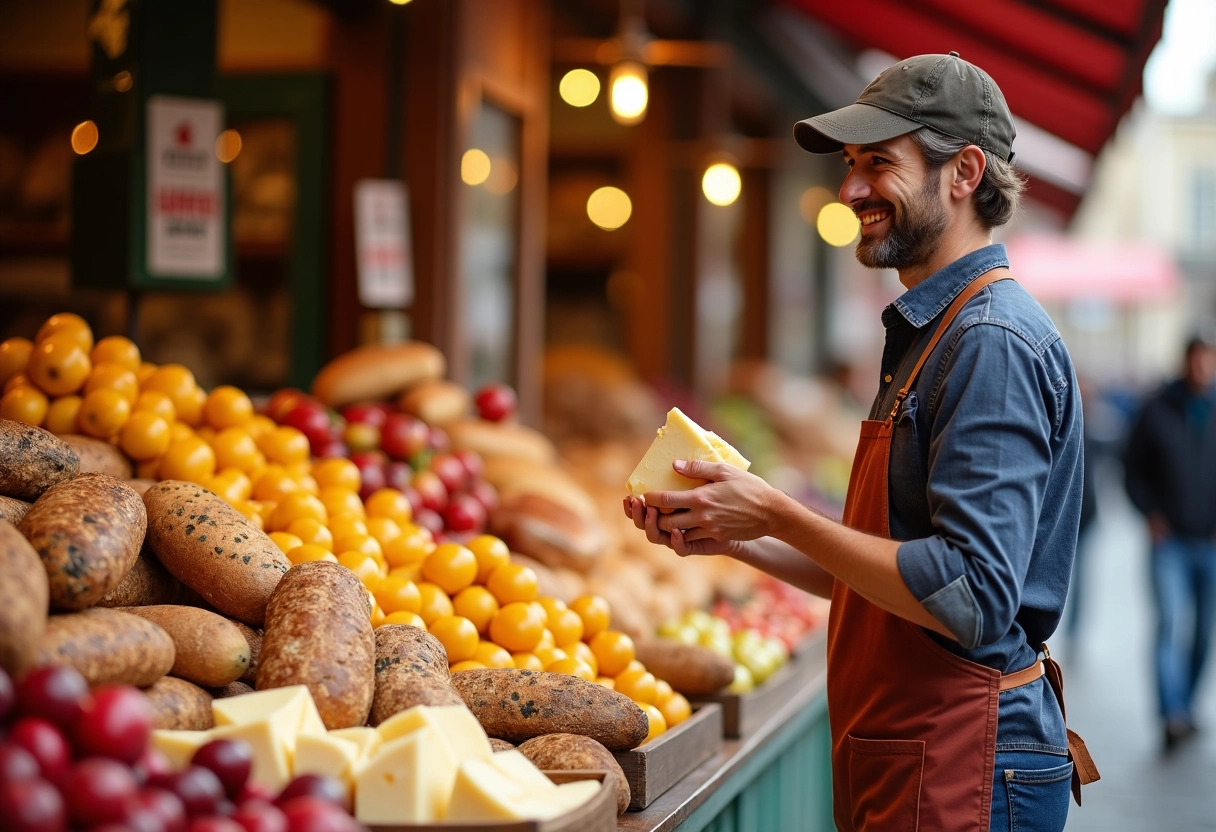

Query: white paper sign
left=355, top=179, right=413, bottom=307
left=146, top=96, right=226, bottom=279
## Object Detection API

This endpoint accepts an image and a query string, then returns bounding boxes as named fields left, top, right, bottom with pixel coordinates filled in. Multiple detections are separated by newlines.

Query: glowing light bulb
left=461, top=148, right=492, bottom=186
left=559, top=69, right=601, bottom=107
left=71, top=121, right=99, bottom=155
left=702, top=162, right=742, bottom=206
left=609, top=61, right=648, bottom=125
left=215, top=129, right=242, bottom=163
left=587, top=186, right=632, bottom=230
left=817, top=202, right=861, bottom=247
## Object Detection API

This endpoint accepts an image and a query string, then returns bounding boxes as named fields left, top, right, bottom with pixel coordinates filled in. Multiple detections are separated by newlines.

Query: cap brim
left=794, top=102, right=924, bottom=154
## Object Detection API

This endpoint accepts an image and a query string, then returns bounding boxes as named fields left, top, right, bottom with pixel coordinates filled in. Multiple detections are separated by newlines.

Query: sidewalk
left=1056, top=463, right=1216, bottom=831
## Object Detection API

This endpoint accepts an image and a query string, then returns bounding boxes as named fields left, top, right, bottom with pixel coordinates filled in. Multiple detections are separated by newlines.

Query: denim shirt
left=871, top=244, right=1083, bottom=753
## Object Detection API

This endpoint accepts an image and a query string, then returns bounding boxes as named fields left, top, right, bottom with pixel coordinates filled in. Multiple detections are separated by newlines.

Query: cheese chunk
left=489, top=749, right=557, bottom=792
left=328, top=726, right=382, bottom=762
left=354, top=725, right=457, bottom=824
left=294, top=734, right=362, bottom=795
left=211, top=685, right=326, bottom=737
left=706, top=431, right=751, bottom=472
left=552, top=778, right=602, bottom=811
left=445, top=758, right=567, bottom=822
left=150, top=729, right=213, bottom=770
left=210, top=718, right=295, bottom=792
left=375, top=705, right=492, bottom=763
left=627, top=407, right=742, bottom=498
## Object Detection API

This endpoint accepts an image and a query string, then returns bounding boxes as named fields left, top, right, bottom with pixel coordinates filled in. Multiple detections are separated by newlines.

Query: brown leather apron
left=827, top=269, right=1097, bottom=832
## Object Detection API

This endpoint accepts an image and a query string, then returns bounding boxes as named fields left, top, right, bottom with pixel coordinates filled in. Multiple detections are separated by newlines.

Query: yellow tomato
left=372, top=575, right=422, bottom=615
left=268, top=492, right=328, bottom=532
left=511, top=652, right=544, bottom=672
left=141, top=364, right=199, bottom=415
left=449, top=660, right=486, bottom=673
left=287, top=517, right=334, bottom=550
left=287, top=544, right=337, bottom=565
left=590, top=630, right=635, bottom=678
left=252, top=465, right=301, bottom=503
left=158, top=435, right=217, bottom=483
left=77, top=388, right=131, bottom=439
left=547, top=657, right=596, bottom=681
left=43, top=395, right=83, bottom=435
left=318, top=486, right=365, bottom=521
left=36, top=313, right=93, bottom=353
left=364, top=488, right=411, bottom=524
left=311, top=457, right=361, bottom=492
left=211, top=428, right=264, bottom=473
left=548, top=606, right=585, bottom=647
left=654, top=679, right=674, bottom=707
left=0, top=337, right=33, bottom=387
left=485, top=562, right=539, bottom=605
left=337, top=551, right=383, bottom=584
left=382, top=610, right=426, bottom=629
left=428, top=615, right=479, bottom=664
left=614, top=667, right=658, bottom=705
left=118, top=411, right=172, bottom=460
left=534, top=646, right=568, bottom=669
left=570, top=594, right=612, bottom=641
left=473, top=641, right=514, bottom=669
left=658, top=691, right=691, bottom=727
left=84, top=363, right=139, bottom=404
left=421, top=543, right=478, bottom=596
left=382, top=526, right=435, bottom=569
left=452, top=585, right=499, bottom=634
left=203, top=385, right=254, bottom=430
left=268, top=532, right=305, bottom=554
left=365, top=516, right=403, bottom=547
left=416, top=582, right=454, bottom=625
left=640, top=704, right=667, bottom=744
left=0, top=385, right=48, bottom=426
left=488, top=602, right=545, bottom=654
left=257, top=425, right=310, bottom=465
left=27, top=337, right=91, bottom=397
left=133, top=390, right=176, bottom=422
left=89, top=335, right=141, bottom=372
left=466, top=535, right=511, bottom=584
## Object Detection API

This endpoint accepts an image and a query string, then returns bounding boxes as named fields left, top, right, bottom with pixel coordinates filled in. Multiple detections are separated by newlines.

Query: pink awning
left=1004, top=234, right=1180, bottom=303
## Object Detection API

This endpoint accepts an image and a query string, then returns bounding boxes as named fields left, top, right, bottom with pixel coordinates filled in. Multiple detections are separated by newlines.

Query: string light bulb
left=609, top=60, right=648, bottom=125
left=702, top=160, right=742, bottom=206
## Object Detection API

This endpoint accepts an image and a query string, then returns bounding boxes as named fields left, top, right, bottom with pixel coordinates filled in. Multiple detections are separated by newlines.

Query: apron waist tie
left=998, top=657, right=1044, bottom=691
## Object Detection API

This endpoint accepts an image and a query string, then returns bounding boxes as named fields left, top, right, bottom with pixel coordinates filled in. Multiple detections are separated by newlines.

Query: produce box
left=370, top=770, right=617, bottom=832
left=690, top=645, right=823, bottom=739
left=612, top=702, right=723, bottom=811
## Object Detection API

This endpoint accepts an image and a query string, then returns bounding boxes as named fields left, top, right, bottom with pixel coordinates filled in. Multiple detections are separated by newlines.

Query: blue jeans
left=1150, top=535, right=1216, bottom=723
left=989, top=749, right=1072, bottom=832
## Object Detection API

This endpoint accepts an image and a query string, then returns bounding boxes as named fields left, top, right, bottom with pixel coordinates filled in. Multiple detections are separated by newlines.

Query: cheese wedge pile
left=152, top=686, right=600, bottom=824
left=626, top=407, right=751, bottom=500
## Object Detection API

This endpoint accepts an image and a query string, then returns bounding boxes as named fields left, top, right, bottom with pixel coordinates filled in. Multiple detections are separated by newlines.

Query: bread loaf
left=311, top=342, right=446, bottom=409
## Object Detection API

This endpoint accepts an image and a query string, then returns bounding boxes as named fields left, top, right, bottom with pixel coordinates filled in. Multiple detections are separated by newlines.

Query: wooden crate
left=611, top=702, right=723, bottom=810
left=369, top=770, right=617, bottom=832
left=690, top=650, right=819, bottom=739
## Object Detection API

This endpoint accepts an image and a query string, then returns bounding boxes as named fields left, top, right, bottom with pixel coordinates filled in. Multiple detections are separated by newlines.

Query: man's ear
left=949, top=145, right=987, bottom=199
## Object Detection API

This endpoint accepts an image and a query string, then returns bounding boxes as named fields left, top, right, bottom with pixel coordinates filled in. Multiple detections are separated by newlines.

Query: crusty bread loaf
left=490, top=492, right=607, bottom=574
left=311, top=341, right=446, bottom=408
left=482, top=456, right=600, bottom=522
left=397, top=379, right=471, bottom=426
left=60, top=434, right=134, bottom=479
left=446, top=418, right=557, bottom=466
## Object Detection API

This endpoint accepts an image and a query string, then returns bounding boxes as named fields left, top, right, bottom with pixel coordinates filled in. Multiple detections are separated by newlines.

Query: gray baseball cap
left=794, top=52, right=1016, bottom=163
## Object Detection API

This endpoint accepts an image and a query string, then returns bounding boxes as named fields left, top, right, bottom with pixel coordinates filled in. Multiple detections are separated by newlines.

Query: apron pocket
left=847, top=735, right=925, bottom=832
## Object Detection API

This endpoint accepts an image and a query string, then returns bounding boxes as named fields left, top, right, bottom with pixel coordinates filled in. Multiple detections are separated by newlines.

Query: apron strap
left=885, top=268, right=1012, bottom=423
left=1041, top=644, right=1101, bottom=804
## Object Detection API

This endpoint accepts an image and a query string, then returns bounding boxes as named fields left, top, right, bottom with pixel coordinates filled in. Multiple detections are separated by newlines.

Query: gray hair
left=910, top=127, right=1026, bottom=229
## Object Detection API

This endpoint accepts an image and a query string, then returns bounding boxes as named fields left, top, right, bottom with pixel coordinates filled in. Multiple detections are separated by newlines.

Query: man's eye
left=871, top=156, right=889, bottom=166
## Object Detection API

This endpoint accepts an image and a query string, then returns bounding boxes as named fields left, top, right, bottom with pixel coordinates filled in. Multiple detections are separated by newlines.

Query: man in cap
left=625, top=52, right=1096, bottom=830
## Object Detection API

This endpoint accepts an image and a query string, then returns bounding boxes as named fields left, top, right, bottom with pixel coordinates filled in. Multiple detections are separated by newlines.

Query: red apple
left=380, top=414, right=430, bottom=462
left=411, top=470, right=448, bottom=513
left=427, top=426, right=450, bottom=454
left=264, top=389, right=309, bottom=423
left=342, top=421, right=380, bottom=453
left=467, top=479, right=499, bottom=514
left=282, top=403, right=332, bottom=450
left=452, top=449, right=484, bottom=480
left=384, top=461, right=412, bottom=493
left=442, top=493, right=487, bottom=534
left=474, top=384, right=517, bottom=422
left=412, top=508, right=444, bottom=537
left=73, top=685, right=155, bottom=765
left=400, top=484, right=424, bottom=517
left=339, top=403, right=387, bottom=428
left=350, top=451, right=388, bottom=502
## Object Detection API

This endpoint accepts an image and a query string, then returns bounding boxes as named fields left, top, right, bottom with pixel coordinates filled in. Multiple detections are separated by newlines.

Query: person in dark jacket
left=1123, top=330, right=1216, bottom=751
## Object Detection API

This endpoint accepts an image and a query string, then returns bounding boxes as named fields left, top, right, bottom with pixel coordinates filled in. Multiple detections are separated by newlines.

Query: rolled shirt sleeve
left=895, top=323, right=1058, bottom=649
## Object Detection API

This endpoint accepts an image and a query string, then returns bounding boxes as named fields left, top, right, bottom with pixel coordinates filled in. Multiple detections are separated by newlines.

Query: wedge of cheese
left=328, top=726, right=382, bottom=762
left=354, top=724, right=457, bottom=824
left=375, top=705, right=493, bottom=763
left=626, top=407, right=750, bottom=499
left=208, top=685, right=328, bottom=792
left=150, top=729, right=213, bottom=770
left=294, top=733, right=363, bottom=796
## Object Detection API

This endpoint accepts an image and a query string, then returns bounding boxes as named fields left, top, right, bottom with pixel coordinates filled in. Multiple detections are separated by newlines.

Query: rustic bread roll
left=397, top=379, right=471, bottom=426
left=517, top=734, right=631, bottom=814
left=0, top=519, right=49, bottom=676
left=490, top=492, right=607, bottom=574
left=95, top=548, right=184, bottom=608
left=311, top=341, right=446, bottom=409
left=0, top=495, right=32, bottom=524
left=0, top=419, right=79, bottom=501
left=446, top=419, right=557, bottom=466
left=482, top=457, right=601, bottom=522
left=59, top=434, right=133, bottom=479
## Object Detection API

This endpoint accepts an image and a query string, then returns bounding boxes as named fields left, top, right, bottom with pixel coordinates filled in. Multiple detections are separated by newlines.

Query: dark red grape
left=275, top=773, right=350, bottom=813
left=187, top=817, right=245, bottom=832
left=134, top=745, right=174, bottom=784
left=163, top=765, right=227, bottom=817
left=14, top=666, right=89, bottom=733
left=230, top=799, right=288, bottom=832
left=7, top=717, right=71, bottom=782
left=192, top=737, right=254, bottom=799
left=237, top=781, right=276, bottom=805
left=0, top=742, right=41, bottom=781
left=61, top=756, right=140, bottom=828
left=0, top=776, right=66, bottom=832
left=74, top=684, right=155, bottom=764
left=129, top=786, right=188, bottom=832
left=278, top=796, right=360, bottom=832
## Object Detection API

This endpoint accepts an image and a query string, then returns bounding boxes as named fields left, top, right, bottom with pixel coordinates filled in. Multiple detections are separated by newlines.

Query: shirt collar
left=888, top=244, right=1010, bottom=328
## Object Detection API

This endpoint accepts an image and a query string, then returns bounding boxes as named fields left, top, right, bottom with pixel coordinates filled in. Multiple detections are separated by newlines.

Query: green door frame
left=217, top=73, right=329, bottom=391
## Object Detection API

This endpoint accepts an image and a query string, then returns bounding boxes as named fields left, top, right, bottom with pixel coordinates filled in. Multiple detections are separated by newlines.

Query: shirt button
left=884, top=374, right=893, bottom=383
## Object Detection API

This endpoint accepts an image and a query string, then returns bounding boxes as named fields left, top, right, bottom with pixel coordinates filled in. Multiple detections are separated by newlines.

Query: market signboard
left=147, top=95, right=227, bottom=280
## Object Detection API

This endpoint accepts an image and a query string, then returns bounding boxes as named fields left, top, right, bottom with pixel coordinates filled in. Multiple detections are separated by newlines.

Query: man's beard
left=854, top=174, right=948, bottom=271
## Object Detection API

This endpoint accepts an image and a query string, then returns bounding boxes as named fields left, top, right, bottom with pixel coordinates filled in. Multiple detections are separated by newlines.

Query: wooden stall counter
left=617, top=632, right=832, bottom=832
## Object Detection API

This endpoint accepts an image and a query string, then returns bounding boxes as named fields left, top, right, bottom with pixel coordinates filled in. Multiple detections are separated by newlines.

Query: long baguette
left=311, top=342, right=446, bottom=409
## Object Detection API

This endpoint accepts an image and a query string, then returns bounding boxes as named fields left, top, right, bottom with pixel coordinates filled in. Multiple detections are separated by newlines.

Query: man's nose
left=838, top=169, right=868, bottom=205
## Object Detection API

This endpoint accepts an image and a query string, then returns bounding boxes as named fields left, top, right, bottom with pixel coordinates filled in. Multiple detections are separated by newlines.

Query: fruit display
left=2, top=311, right=754, bottom=824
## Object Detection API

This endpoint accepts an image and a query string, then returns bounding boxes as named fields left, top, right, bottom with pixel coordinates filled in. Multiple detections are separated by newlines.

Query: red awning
left=1004, top=234, right=1180, bottom=303
left=780, top=0, right=1168, bottom=218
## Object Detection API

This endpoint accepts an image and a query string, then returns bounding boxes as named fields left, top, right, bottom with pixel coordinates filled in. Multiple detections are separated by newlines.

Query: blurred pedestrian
left=1122, top=329, right=1216, bottom=752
